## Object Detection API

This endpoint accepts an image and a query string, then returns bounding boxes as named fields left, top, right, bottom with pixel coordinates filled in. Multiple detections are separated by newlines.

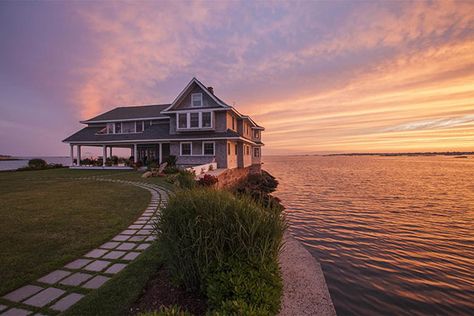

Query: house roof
left=82, top=104, right=170, bottom=123
left=63, top=124, right=250, bottom=143
left=162, top=77, right=231, bottom=112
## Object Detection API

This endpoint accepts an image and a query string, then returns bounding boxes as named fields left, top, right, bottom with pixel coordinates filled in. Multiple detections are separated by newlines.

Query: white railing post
left=77, top=145, right=82, bottom=166
left=134, top=144, right=138, bottom=163
left=70, top=144, right=74, bottom=166
left=102, top=145, right=106, bottom=166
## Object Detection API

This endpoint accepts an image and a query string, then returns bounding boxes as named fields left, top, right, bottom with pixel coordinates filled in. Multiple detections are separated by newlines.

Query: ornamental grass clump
left=156, top=188, right=286, bottom=315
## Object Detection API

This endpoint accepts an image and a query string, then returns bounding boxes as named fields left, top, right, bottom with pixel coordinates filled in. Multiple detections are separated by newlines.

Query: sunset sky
left=1, top=1, right=473, bottom=156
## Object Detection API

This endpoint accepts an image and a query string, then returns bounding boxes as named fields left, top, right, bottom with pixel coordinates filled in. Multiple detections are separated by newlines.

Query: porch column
left=102, top=145, right=106, bottom=167
left=77, top=145, right=82, bottom=166
left=70, top=144, right=74, bottom=166
left=134, top=144, right=138, bottom=163
left=159, top=143, right=163, bottom=164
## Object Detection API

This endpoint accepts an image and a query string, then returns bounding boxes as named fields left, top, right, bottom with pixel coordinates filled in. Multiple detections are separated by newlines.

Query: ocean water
left=264, top=155, right=474, bottom=316
left=0, top=157, right=71, bottom=171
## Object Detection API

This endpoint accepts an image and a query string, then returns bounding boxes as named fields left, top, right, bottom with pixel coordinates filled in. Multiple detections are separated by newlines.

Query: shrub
left=163, top=166, right=180, bottom=174
left=28, top=159, right=47, bottom=169
left=138, top=305, right=192, bottom=316
left=174, top=170, right=196, bottom=189
left=165, top=155, right=178, bottom=167
left=197, top=174, right=218, bottom=187
left=156, top=189, right=285, bottom=314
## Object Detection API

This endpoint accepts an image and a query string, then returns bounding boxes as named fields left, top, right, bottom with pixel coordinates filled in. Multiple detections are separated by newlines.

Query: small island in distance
left=323, top=151, right=474, bottom=157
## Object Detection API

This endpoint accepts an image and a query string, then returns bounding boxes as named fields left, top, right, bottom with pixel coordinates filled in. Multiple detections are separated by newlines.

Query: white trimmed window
left=190, top=113, right=199, bottom=128
left=253, top=130, right=260, bottom=139
left=176, top=111, right=213, bottom=130
left=202, top=142, right=215, bottom=156
left=106, top=123, right=114, bottom=134
left=136, top=121, right=144, bottom=133
left=246, top=145, right=250, bottom=155
left=191, top=93, right=203, bottom=107
left=122, top=122, right=135, bottom=133
left=178, top=113, right=187, bottom=128
left=114, top=122, right=122, bottom=133
left=180, top=142, right=192, bottom=156
left=253, top=147, right=260, bottom=157
left=202, top=112, right=212, bottom=128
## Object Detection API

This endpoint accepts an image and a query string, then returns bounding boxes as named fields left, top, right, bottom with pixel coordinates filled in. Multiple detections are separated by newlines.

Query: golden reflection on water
left=264, top=156, right=474, bottom=316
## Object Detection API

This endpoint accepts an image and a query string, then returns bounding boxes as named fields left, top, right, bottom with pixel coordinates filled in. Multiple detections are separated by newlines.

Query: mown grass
left=0, top=168, right=151, bottom=295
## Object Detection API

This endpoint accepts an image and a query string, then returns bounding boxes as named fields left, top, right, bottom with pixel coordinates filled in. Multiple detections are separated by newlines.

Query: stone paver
left=134, top=220, right=147, bottom=224
left=82, top=276, right=110, bottom=289
left=65, top=258, right=92, bottom=269
left=60, top=272, right=93, bottom=286
left=1, top=308, right=31, bottom=316
left=128, top=224, right=143, bottom=229
left=116, top=242, right=135, bottom=250
left=145, top=236, right=156, bottom=242
left=122, top=252, right=140, bottom=261
left=23, top=287, right=65, bottom=307
left=128, top=235, right=146, bottom=242
left=100, top=241, right=120, bottom=249
left=136, top=243, right=151, bottom=250
left=37, top=270, right=71, bottom=285
left=104, top=263, right=127, bottom=274
left=85, top=249, right=108, bottom=258
left=2, top=285, right=43, bottom=302
left=121, top=229, right=137, bottom=235
left=102, top=250, right=126, bottom=259
left=136, top=229, right=152, bottom=235
left=50, top=293, right=84, bottom=312
left=112, top=235, right=130, bottom=241
left=83, top=260, right=111, bottom=272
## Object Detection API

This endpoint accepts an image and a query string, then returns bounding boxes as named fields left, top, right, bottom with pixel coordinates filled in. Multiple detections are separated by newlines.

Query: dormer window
left=191, top=93, right=203, bottom=107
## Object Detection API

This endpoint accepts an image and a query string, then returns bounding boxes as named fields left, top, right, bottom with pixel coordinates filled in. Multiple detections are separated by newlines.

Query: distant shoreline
left=323, top=152, right=474, bottom=157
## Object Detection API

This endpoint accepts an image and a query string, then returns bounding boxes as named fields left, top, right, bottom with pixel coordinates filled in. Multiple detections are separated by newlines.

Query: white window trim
left=180, top=142, right=192, bottom=156
left=202, top=141, right=215, bottom=156
left=176, top=111, right=214, bottom=130
left=191, top=93, right=203, bottom=107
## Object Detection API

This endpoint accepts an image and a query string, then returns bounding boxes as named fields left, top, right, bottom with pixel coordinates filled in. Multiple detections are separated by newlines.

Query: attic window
left=191, top=93, right=203, bottom=107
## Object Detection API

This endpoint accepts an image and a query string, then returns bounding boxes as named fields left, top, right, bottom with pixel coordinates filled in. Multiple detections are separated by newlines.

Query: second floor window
left=191, top=93, right=203, bottom=107
left=190, top=113, right=199, bottom=128
left=122, top=122, right=135, bottom=133
left=178, top=113, right=187, bottom=128
left=107, top=123, right=114, bottom=134
left=253, top=130, right=260, bottom=139
left=136, top=121, right=144, bottom=133
left=202, top=112, right=211, bottom=128
left=115, top=122, right=121, bottom=133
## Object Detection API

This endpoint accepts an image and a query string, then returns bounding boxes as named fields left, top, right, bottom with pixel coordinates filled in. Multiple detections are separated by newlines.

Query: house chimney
left=207, top=86, right=214, bottom=94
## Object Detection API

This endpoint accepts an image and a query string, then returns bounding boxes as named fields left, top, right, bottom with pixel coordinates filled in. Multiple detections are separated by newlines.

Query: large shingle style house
left=63, top=78, right=264, bottom=171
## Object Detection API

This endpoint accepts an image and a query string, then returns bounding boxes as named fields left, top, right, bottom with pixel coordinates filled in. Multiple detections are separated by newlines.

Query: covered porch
left=69, top=142, right=171, bottom=168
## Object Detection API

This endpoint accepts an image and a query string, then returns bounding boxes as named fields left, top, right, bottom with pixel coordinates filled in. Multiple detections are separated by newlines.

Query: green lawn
left=0, top=168, right=153, bottom=296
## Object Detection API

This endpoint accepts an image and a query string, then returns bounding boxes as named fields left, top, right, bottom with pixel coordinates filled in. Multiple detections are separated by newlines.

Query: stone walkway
left=0, top=178, right=170, bottom=316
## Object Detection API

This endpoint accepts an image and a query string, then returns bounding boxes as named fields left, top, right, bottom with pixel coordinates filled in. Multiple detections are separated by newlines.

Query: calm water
left=264, top=156, right=474, bottom=316
left=0, top=157, right=70, bottom=171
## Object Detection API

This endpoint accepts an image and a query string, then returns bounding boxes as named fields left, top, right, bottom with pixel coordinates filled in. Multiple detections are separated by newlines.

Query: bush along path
left=0, top=178, right=170, bottom=316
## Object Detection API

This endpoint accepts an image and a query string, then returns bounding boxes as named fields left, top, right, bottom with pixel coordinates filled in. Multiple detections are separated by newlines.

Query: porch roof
left=63, top=124, right=243, bottom=144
